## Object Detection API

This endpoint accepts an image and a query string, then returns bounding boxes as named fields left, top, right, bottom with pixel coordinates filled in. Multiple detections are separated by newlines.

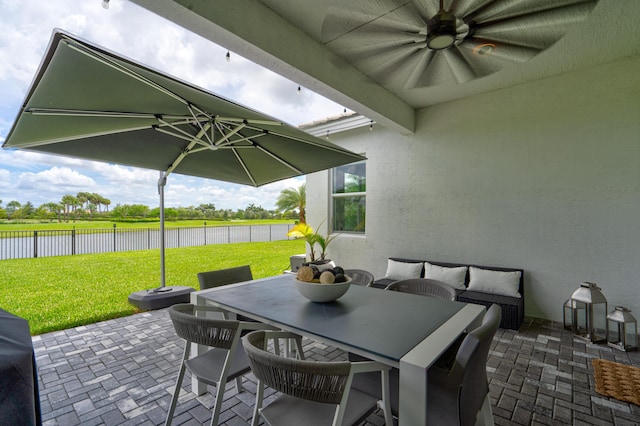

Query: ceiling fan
left=321, top=0, right=600, bottom=88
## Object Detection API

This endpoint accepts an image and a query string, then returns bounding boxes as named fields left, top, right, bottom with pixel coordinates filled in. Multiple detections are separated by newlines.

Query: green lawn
left=0, top=239, right=305, bottom=335
left=0, top=218, right=294, bottom=231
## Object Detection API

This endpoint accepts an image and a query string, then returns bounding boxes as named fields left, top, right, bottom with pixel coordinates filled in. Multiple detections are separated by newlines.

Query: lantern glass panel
left=606, top=306, right=637, bottom=351
left=625, top=323, right=637, bottom=349
left=563, top=299, right=573, bottom=331
left=573, top=300, right=589, bottom=336
left=592, top=302, right=608, bottom=341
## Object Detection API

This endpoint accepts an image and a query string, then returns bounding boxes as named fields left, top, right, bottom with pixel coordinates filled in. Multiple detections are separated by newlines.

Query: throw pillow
left=384, top=259, right=423, bottom=280
left=467, top=267, right=522, bottom=298
left=424, top=262, right=468, bottom=290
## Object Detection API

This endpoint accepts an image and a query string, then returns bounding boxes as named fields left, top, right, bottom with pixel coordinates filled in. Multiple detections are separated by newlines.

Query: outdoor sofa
left=372, top=258, right=524, bottom=330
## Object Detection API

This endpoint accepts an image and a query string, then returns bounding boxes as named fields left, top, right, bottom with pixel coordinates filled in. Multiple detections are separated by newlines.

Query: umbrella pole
left=158, top=171, right=167, bottom=289
left=126, top=171, right=193, bottom=309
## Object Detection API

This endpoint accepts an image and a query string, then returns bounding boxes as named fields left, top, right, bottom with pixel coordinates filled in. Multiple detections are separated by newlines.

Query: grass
left=0, top=219, right=294, bottom=231
left=0, top=239, right=305, bottom=335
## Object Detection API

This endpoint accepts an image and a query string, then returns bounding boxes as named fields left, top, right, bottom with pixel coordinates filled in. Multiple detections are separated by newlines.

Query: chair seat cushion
left=457, top=290, right=523, bottom=330
left=260, top=388, right=380, bottom=426
left=185, top=345, right=250, bottom=386
left=457, top=290, right=521, bottom=306
left=370, top=278, right=395, bottom=289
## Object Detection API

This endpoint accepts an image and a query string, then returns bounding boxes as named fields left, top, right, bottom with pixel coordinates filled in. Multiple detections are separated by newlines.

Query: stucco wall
left=306, top=56, right=640, bottom=322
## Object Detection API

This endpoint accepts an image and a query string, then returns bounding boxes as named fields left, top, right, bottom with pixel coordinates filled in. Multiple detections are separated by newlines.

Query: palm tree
left=276, top=184, right=306, bottom=223
left=61, top=194, right=78, bottom=222
left=6, top=200, right=21, bottom=219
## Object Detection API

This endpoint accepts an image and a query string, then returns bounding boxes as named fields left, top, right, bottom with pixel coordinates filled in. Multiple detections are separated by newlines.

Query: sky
left=0, top=0, right=348, bottom=211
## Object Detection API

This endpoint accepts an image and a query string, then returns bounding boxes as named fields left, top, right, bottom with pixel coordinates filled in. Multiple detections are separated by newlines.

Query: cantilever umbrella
left=3, top=30, right=364, bottom=306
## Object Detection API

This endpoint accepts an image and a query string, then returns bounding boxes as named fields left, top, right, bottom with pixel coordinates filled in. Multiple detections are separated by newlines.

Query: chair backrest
left=454, top=304, right=501, bottom=426
left=197, top=265, right=253, bottom=290
left=343, top=269, right=374, bottom=287
left=169, top=303, right=240, bottom=349
left=243, top=330, right=351, bottom=404
left=386, top=278, right=456, bottom=301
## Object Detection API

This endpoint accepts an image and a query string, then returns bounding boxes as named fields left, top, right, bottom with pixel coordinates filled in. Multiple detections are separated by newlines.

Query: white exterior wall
left=306, top=56, right=640, bottom=322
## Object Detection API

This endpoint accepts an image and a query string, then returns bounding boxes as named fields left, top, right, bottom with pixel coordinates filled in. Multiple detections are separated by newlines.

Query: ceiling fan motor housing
left=426, top=10, right=458, bottom=50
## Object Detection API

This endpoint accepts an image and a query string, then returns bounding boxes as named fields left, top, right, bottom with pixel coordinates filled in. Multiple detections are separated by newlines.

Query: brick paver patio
left=32, top=309, right=640, bottom=425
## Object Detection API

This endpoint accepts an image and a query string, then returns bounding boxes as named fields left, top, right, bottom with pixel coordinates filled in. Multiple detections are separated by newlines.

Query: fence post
left=203, top=222, right=207, bottom=246
left=113, top=224, right=117, bottom=252
left=250, top=225, right=252, bottom=242
left=33, top=231, right=38, bottom=258
left=72, top=228, right=76, bottom=255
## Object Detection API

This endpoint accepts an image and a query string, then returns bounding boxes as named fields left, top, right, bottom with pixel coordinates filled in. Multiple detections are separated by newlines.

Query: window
left=332, top=160, right=366, bottom=233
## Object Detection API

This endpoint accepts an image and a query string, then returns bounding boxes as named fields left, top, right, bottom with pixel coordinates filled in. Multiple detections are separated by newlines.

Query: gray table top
left=199, top=275, right=465, bottom=364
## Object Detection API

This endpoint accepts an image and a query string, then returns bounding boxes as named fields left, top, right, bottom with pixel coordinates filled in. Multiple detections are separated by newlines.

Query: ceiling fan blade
left=342, top=37, right=425, bottom=65
left=363, top=43, right=429, bottom=84
left=470, top=1, right=597, bottom=51
left=440, top=48, right=478, bottom=84
left=388, top=0, right=433, bottom=27
left=456, top=0, right=500, bottom=21
left=471, top=25, right=566, bottom=51
left=330, top=27, right=424, bottom=51
left=322, top=2, right=427, bottom=45
left=411, top=50, right=465, bottom=88
left=458, top=38, right=540, bottom=64
left=404, top=49, right=438, bottom=88
left=469, top=0, right=598, bottom=24
left=474, top=1, right=598, bottom=32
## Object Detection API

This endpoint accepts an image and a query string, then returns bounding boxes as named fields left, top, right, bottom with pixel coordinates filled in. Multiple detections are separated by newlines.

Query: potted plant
left=287, top=221, right=337, bottom=263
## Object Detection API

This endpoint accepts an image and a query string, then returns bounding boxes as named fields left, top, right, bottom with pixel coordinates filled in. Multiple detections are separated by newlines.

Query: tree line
left=0, top=185, right=306, bottom=222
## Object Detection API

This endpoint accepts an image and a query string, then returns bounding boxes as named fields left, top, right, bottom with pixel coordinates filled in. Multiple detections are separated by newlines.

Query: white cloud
left=18, top=166, right=96, bottom=188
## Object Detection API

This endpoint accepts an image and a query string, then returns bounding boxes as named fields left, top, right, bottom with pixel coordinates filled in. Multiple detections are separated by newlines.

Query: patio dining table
left=192, top=274, right=485, bottom=425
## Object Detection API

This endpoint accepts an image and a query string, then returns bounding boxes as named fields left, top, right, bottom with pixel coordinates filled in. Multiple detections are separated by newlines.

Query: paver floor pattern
left=32, top=309, right=640, bottom=425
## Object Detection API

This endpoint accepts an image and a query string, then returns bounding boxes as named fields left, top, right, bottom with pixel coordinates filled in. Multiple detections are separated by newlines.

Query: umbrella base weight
left=128, top=286, right=194, bottom=310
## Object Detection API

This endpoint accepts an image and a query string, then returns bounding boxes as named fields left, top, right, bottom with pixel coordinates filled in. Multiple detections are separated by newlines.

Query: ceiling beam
left=130, top=0, right=415, bottom=134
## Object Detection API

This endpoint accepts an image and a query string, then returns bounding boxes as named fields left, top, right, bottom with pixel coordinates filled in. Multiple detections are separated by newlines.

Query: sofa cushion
left=467, top=267, right=521, bottom=298
left=384, top=259, right=423, bottom=280
left=424, top=262, right=468, bottom=290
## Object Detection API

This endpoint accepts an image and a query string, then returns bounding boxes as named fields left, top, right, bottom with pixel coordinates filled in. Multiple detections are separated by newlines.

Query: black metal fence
left=0, top=223, right=295, bottom=260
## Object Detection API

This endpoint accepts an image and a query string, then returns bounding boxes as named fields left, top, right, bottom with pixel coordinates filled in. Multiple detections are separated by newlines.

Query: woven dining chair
left=197, top=265, right=256, bottom=322
left=427, top=303, right=501, bottom=426
left=343, top=269, right=375, bottom=287
left=165, top=304, right=283, bottom=426
left=197, top=265, right=253, bottom=290
left=197, top=265, right=305, bottom=358
left=385, top=278, right=457, bottom=301
left=242, top=330, right=394, bottom=426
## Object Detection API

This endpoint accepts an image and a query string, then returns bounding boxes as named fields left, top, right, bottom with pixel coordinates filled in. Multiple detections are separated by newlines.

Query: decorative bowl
left=294, top=276, right=352, bottom=302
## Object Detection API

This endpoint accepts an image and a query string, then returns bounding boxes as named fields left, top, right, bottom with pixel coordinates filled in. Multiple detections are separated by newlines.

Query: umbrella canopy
left=3, top=30, right=364, bottom=292
left=3, top=30, right=364, bottom=185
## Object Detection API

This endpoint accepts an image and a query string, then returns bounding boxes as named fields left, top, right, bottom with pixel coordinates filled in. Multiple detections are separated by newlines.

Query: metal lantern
left=570, top=282, right=608, bottom=343
left=606, top=306, right=638, bottom=351
left=563, top=299, right=585, bottom=333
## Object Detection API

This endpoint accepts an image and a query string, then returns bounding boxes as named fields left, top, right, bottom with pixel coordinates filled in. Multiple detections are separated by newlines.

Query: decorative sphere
left=296, top=266, right=314, bottom=282
left=319, top=271, right=335, bottom=284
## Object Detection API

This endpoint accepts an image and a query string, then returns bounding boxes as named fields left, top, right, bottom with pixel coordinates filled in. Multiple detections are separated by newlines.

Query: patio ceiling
left=132, top=0, right=640, bottom=134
